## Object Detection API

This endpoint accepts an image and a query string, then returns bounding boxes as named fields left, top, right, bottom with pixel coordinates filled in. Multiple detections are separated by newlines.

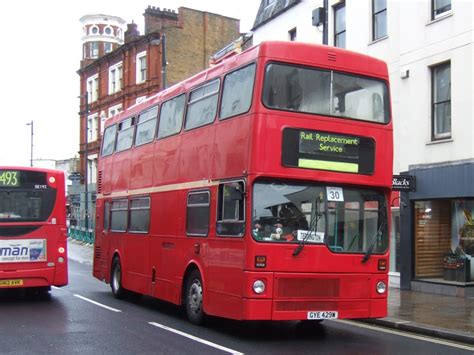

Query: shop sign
left=68, top=172, right=83, bottom=182
left=392, top=175, right=415, bottom=192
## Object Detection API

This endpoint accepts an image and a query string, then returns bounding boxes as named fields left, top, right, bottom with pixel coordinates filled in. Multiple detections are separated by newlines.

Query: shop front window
left=414, top=199, right=473, bottom=283
left=451, top=200, right=474, bottom=282
left=390, top=209, right=400, bottom=273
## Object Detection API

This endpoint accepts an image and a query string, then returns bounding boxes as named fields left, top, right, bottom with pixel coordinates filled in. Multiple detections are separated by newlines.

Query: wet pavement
left=67, top=239, right=474, bottom=346
left=363, top=286, right=474, bottom=345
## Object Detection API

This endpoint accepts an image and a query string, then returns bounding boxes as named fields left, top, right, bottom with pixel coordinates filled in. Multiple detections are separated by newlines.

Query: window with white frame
left=87, top=113, right=99, bottom=142
left=89, top=25, right=99, bottom=35
left=87, top=155, right=98, bottom=184
left=372, top=0, right=387, bottom=41
left=87, top=74, right=99, bottom=103
left=136, top=51, right=147, bottom=84
left=108, top=62, right=123, bottom=94
left=90, top=41, right=99, bottom=58
left=104, top=42, right=113, bottom=54
left=432, top=0, right=451, bottom=20
left=108, top=104, right=122, bottom=120
left=334, top=2, right=346, bottom=48
left=432, top=62, right=451, bottom=140
left=104, top=26, right=113, bottom=36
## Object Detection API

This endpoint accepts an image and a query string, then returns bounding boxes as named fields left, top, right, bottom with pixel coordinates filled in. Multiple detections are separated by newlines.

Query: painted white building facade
left=252, top=0, right=474, bottom=295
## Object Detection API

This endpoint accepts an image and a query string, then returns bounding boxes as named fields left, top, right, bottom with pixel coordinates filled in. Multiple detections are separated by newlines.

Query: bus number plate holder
left=0, top=279, right=23, bottom=287
left=307, top=311, right=338, bottom=320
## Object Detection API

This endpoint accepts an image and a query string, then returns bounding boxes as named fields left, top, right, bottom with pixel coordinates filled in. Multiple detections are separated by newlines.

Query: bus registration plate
left=307, top=311, right=338, bottom=320
left=0, top=279, right=23, bottom=287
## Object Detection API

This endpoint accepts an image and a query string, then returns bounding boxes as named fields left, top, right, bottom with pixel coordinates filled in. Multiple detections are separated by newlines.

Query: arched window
left=90, top=25, right=99, bottom=35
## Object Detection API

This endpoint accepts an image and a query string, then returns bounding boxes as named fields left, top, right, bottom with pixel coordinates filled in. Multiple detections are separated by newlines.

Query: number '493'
left=0, top=171, right=19, bottom=186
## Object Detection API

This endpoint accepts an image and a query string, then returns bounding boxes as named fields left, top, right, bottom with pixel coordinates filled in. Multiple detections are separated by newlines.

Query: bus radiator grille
left=276, top=278, right=340, bottom=298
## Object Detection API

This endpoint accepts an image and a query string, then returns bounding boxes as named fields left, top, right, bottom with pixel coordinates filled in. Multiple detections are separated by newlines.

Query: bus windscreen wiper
left=293, top=196, right=322, bottom=257
left=361, top=221, right=386, bottom=263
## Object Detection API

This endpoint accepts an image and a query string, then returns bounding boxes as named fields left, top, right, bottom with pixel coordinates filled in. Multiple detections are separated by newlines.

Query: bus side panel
left=179, top=126, right=215, bottom=182
left=101, top=155, right=114, bottom=195
left=195, top=184, right=243, bottom=319
left=122, top=233, right=150, bottom=295
left=153, top=135, right=182, bottom=186
left=111, top=151, right=131, bottom=192
left=206, top=237, right=246, bottom=319
left=93, top=199, right=109, bottom=282
left=130, top=144, right=154, bottom=190
left=150, top=190, right=183, bottom=305
left=213, top=115, right=251, bottom=179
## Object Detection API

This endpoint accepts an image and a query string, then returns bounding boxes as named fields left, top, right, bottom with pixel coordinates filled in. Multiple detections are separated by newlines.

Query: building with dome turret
left=80, top=14, right=126, bottom=67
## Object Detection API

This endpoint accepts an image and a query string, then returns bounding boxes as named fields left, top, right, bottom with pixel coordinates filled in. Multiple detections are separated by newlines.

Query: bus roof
left=104, top=41, right=388, bottom=128
left=0, top=166, right=64, bottom=175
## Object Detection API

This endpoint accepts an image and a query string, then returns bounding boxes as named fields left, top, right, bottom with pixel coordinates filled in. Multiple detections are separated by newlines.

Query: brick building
left=76, top=6, right=240, bottom=229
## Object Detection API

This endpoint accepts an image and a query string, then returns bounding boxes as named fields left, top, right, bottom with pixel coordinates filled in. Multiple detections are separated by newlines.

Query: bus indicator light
left=255, top=256, right=267, bottom=268
left=378, top=259, right=387, bottom=271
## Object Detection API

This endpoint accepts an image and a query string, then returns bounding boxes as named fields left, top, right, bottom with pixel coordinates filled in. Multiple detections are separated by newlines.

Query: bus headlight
left=58, top=257, right=65, bottom=263
left=253, top=280, right=265, bottom=294
left=376, top=281, right=386, bottom=294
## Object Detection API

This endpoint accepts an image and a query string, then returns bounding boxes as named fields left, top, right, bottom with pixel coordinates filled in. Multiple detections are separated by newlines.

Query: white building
left=252, top=0, right=474, bottom=296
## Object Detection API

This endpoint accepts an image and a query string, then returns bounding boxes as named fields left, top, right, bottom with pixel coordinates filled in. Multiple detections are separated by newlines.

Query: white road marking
left=148, top=321, right=244, bottom=355
left=73, top=294, right=122, bottom=313
left=334, top=320, right=474, bottom=351
left=51, top=286, right=60, bottom=290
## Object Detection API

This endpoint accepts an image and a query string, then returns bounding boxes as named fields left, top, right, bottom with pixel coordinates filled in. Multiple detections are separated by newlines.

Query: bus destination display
left=0, top=171, right=19, bottom=187
left=282, top=128, right=375, bottom=174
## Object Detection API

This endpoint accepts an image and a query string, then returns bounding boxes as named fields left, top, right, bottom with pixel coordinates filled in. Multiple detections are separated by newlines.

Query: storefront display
left=414, top=199, right=474, bottom=283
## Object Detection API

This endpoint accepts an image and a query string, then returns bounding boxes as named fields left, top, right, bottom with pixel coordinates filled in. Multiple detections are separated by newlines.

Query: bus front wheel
left=111, top=257, right=125, bottom=299
left=185, top=270, right=205, bottom=325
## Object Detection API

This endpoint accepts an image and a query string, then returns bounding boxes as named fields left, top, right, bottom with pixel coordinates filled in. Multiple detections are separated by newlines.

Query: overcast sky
left=0, top=0, right=260, bottom=168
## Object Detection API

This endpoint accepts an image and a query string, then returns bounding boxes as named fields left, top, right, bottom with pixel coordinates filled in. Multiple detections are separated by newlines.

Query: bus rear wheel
left=111, top=257, right=126, bottom=299
left=185, top=270, right=205, bottom=325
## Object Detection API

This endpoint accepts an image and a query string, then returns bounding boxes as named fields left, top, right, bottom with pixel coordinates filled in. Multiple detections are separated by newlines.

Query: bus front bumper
left=242, top=271, right=388, bottom=320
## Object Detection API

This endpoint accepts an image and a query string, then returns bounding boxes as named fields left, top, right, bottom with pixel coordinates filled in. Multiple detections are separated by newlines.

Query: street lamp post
left=26, top=121, right=34, bottom=167
left=79, top=93, right=89, bottom=231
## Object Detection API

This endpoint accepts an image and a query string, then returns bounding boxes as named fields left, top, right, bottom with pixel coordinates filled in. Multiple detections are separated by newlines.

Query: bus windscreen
left=0, top=170, right=56, bottom=222
left=263, top=63, right=389, bottom=123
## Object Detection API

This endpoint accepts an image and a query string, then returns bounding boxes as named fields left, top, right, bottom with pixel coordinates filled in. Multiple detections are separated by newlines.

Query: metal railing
left=68, top=226, right=94, bottom=244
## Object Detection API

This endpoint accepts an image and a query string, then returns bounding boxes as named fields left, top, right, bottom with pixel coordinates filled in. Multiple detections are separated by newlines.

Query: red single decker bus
left=0, top=167, right=68, bottom=292
left=94, top=41, right=392, bottom=324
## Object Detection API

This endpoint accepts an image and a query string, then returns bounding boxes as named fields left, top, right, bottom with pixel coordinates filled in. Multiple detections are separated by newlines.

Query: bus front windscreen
left=252, top=181, right=388, bottom=256
left=0, top=170, right=56, bottom=222
left=262, top=63, right=389, bottom=123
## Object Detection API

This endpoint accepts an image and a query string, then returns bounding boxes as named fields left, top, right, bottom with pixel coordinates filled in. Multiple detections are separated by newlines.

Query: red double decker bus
left=94, top=41, right=392, bottom=324
left=0, top=167, right=68, bottom=292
